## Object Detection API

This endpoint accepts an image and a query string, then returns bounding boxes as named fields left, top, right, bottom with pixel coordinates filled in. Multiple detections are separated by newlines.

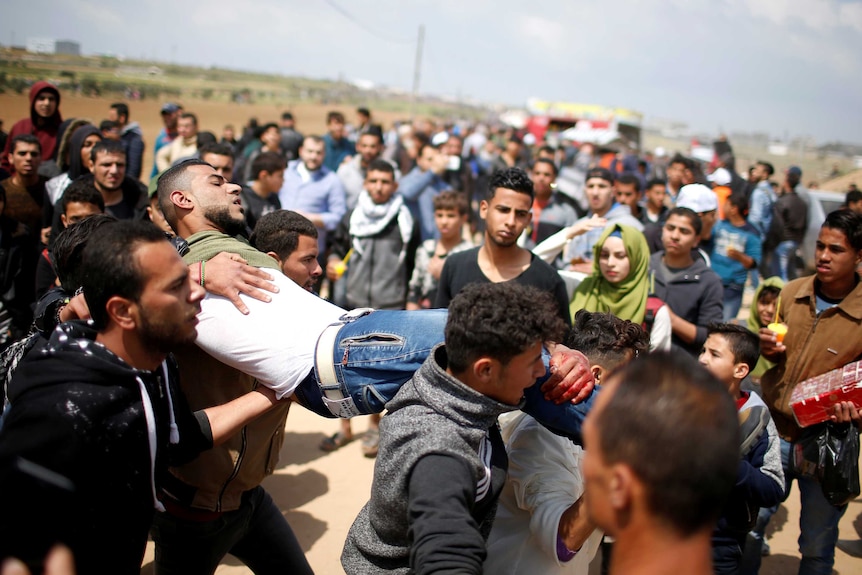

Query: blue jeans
left=292, top=309, right=595, bottom=443
left=723, top=283, right=745, bottom=321
left=150, top=486, right=312, bottom=575
left=770, top=241, right=798, bottom=283
left=780, top=437, right=847, bottom=575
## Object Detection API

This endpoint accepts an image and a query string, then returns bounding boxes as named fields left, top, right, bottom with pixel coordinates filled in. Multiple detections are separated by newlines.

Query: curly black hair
left=487, top=167, right=534, bottom=200
left=564, top=310, right=648, bottom=370
left=445, top=283, right=566, bottom=373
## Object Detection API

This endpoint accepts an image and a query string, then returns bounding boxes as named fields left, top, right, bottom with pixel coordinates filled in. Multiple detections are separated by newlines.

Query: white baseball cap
left=707, top=167, right=732, bottom=186
left=676, top=184, right=718, bottom=213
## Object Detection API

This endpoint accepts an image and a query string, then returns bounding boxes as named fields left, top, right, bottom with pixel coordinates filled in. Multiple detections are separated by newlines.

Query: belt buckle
left=338, top=307, right=375, bottom=323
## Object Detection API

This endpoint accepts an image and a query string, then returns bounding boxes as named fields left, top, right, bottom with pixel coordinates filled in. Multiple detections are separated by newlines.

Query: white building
left=26, top=37, right=55, bottom=54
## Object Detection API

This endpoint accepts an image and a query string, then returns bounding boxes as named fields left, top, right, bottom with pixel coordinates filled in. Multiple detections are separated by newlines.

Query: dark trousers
left=713, top=541, right=743, bottom=575
left=150, top=486, right=313, bottom=575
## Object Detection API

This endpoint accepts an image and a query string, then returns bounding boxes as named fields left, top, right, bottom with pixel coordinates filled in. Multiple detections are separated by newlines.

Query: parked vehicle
left=796, top=189, right=845, bottom=274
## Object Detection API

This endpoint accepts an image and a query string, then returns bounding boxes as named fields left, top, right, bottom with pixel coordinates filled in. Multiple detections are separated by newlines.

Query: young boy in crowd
left=485, top=311, right=648, bottom=575
left=34, top=179, right=105, bottom=298
left=648, top=207, right=724, bottom=356
left=324, top=158, right=420, bottom=457
left=710, top=193, right=762, bottom=321
left=643, top=178, right=669, bottom=225
left=406, top=190, right=472, bottom=310
left=342, top=282, right=567, bottom=574
left=241, top=151, right=285, bottom=232
left=698, top=323, right=785, bottom=575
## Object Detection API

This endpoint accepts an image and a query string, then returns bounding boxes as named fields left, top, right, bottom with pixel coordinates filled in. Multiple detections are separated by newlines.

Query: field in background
left=0, top=93, right=411, bottom=183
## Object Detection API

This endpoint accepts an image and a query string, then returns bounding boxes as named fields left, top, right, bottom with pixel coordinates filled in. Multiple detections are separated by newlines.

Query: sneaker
left=361, top=428, right=380, bottom=458
left=761, top=539, right=770, bottom=556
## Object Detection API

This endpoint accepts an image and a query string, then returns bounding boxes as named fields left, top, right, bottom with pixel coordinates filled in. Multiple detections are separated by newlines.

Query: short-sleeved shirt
left=435, top=246, right=572, bottom=326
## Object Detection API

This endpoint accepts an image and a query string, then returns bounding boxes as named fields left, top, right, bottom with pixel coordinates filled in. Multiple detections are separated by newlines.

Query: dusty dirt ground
left=3, top=93, right=860, bottom=573
left=0, top=93, right=406, bottom=183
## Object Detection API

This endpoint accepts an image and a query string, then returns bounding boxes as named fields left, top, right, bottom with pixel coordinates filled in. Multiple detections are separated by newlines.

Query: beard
left=138, top=308, right=197, bottom=354
left=203, top=204, right=247, bottom=237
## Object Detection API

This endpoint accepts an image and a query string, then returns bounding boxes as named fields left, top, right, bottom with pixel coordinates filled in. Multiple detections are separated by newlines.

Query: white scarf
left=349, top=191, right=414, bottom=262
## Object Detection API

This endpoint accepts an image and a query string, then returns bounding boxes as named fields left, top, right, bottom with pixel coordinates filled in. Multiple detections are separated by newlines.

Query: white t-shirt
left=192, top=270, right=345, bottom=399
left=485, top=412, right=603, bottom=574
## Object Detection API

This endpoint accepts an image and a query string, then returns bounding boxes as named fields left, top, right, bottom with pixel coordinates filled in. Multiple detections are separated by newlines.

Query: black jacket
left=0, top=322, right=210, bottom=574
left=767, top=189, right=808, bottom=247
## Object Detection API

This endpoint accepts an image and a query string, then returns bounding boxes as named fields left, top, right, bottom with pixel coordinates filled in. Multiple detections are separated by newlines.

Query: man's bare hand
left=758, top=327, right=785, bottom=359
left=727, top=248, right=744, bottom=262
left=430, top=151, right=449, bottom=175
left=565, top=216, right=607, bottom=240
left=829, top=401, right=862, bottom=429
left=58, top=293, right=91, bottom=323
left=542, top=343, right=594, bottom=404
left=426, top=255, right=446, bottom=280
left=201, top=252, right=279, bottom=315
left=325, top=259, right=345, bottom=282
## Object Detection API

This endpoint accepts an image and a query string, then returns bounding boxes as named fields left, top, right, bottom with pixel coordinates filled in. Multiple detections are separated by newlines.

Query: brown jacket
left=761, top=275, right=862, bottom=440
left=164, top=343, right=291, bottom=512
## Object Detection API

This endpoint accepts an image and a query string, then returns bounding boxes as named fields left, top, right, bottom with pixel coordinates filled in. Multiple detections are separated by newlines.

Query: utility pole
left=409, top=25, right=425, bottom=120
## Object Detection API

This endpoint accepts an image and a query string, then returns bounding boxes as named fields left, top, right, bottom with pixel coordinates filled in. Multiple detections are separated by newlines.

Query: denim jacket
left=748, top=181, right=776, bottom=241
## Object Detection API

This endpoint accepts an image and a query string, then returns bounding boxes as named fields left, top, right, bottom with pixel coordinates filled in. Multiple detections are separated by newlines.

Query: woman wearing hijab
left=43, top=124, right=102, bottom=238
left=569, top=223, right=671, bottom=351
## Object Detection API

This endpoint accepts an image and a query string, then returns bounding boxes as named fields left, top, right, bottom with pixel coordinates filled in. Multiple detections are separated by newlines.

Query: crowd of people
left=0, top=80, right=861, bottom=575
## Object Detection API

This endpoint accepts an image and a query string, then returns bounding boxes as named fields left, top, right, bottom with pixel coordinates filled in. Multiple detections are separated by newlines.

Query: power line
left=321, top=0, right=415, bottom=44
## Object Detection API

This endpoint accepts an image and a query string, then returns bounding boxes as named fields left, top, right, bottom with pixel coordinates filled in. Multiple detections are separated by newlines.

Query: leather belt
left=314, top=308, right=375, bottom=418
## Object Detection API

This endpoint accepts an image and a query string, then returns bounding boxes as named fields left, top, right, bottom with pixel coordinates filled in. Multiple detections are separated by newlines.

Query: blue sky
left=6, top=0, right=861, bottom=143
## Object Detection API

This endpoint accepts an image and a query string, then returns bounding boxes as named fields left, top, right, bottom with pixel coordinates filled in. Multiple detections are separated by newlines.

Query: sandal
left=361, top=428, right=380, bottom=458
left=319, top=431, right=354, bottom=452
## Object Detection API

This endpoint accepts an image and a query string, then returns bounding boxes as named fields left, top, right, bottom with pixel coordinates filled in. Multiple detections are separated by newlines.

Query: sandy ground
left=137, top=403, right=862, bottom=575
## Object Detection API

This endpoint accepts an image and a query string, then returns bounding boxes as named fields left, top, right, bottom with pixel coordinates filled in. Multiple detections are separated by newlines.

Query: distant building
left=768, top=142, right=789, bottom=156
left=26, top=37, right=55, bottom=54
left=55, top=40, right=81, bottom=56
left=24, top=38, right=81, bottom=56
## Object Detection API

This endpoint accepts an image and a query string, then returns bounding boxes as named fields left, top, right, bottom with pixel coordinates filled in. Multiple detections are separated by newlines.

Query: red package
left=790, top=360, right=862, bottom=428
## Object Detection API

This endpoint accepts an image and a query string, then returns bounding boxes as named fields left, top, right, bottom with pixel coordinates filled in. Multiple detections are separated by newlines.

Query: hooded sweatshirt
left=746, top=276, right=785, bottom=379
left=648, top=250, right=724, bottom=355
left=1, top=81, right=63, bottom=171
left=342, top=346, right=515, bottom=574
left=0, top=321, right=210, bottom=574
left=45, top=124, right=102, bottom=207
